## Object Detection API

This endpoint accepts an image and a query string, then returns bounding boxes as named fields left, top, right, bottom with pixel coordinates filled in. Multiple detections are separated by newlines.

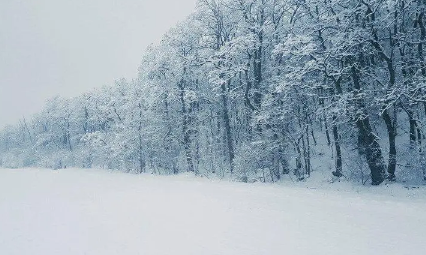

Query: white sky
left=0, top=0, right=197, bottom=128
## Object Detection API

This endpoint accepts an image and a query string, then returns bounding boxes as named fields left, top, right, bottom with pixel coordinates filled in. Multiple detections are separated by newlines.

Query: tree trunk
left=331, top=78, right=343, bottom=177
left=332, top=116, right=343, bottom=177
left=138, top=103, right=146, bottom=174
left=382, top=109, right=397, bottom=180
left=178, top=80, right=194, bottom=173
left=324, top=114, right=331, bottom=146
left=221, top=81, right=235, bottom=174
left=408, top=110, right=417, bottom=144
left=351, top=66, right=386, bottom=185
left=253, top=10, right=264, bottom=110
left=305, top=124, right=311, bottom=176
left=368, top=8, right=398, bottom=181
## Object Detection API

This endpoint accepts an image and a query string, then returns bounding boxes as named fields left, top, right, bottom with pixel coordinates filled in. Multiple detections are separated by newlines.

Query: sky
left=0, top=0, right=197, bottom=128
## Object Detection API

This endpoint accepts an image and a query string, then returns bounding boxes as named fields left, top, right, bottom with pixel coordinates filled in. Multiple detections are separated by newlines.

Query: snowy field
left=0, top=168, right=425, bottom=255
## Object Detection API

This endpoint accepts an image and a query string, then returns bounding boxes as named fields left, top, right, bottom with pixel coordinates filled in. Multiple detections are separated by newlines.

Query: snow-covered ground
left=0, top=168, right=425, bottom=255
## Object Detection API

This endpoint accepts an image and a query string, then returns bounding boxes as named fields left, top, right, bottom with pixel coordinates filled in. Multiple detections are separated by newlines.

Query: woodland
left=1, top=0, right=426, bottom=185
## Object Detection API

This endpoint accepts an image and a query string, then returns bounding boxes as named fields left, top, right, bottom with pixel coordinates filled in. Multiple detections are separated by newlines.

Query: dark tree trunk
left=351, top=66, right=386, bottom=185
left=417, top=127, right=422, bottom=152
left=221, top=81, right=235, bottom=174
left=381, top=54, right=397, bottom=180
left=368, top=8, right=398, bottom=181
left=310, top=128, right=317, bottom=146
left=305, top=125, right=311, bottom=176
left=324, top=115, right=331, bottom=146
left=244, top=64, right=256, bottom=112
left=409, top=111, right=417, bottom=144
left=253, top=10, right=264, bottom=110
left=253, top=48, right=262, bottom=109
left=295, top=143, right=304, bottom=180
left=331, top=78, right=343, bottom=177
left=356, top=118, right=386, bottom=185
left=417, top=9, right=426, bottom=76
left=332, top=116, right=343, bottom=177
left=382, top=109, right=397, bottom=180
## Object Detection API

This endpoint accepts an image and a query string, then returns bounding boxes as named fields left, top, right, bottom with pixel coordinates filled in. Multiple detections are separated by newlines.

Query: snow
left=0, top=168, right=425, bottom=255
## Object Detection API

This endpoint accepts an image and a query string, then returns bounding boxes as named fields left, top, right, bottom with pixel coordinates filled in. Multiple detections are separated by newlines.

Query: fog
left=0, top=0, right=196, bottom=128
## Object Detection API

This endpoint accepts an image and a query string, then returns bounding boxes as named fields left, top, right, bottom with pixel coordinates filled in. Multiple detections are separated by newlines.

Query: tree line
left=1, top=0, right=426, bottom=185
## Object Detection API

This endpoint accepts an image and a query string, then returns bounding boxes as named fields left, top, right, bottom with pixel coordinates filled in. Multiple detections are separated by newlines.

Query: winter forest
left=1, top=0, right=426, bottom=186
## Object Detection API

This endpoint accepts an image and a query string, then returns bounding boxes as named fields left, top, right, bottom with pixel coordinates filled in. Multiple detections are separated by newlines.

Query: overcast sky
left=0, top=0, right=197, bottom=128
